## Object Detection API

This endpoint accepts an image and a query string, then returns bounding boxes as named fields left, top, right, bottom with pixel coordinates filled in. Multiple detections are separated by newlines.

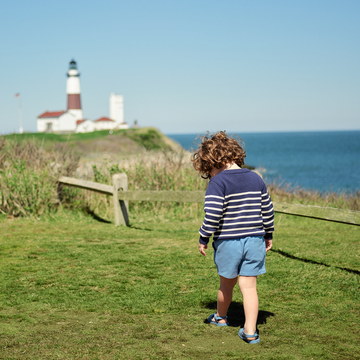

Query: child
left=191, top=131, right=274, bottom=344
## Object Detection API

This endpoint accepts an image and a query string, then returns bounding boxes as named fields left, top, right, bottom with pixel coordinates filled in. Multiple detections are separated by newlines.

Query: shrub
left=0, top=138, right=80, bottom=216
left=126, top=128, right=170, bottom=151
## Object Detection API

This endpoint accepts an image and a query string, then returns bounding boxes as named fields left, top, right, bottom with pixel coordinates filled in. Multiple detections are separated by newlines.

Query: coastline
left=167, top=131, right=360, bottom=193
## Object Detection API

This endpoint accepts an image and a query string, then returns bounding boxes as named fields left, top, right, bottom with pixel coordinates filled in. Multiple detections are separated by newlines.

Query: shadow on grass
left=82, top=210, right=154, bottom=231
left=83, top=207, right=112, bottom=224
left=272, top=248, right=360, bottom=276
left=128, top=225, right=153, bottom=231
left=202, top=300, right=274, bottom=328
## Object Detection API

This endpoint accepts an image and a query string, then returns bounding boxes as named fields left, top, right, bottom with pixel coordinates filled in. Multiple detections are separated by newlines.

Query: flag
left=15, top=93, right=20, bottom=97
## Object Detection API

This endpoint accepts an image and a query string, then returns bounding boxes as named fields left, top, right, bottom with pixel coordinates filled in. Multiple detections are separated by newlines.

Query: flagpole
left=19, top=94, right=23, bottom=134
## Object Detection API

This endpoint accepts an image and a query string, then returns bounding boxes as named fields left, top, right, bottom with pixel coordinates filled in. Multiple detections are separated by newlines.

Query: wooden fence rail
left=58, top=175, right=360, bottom=227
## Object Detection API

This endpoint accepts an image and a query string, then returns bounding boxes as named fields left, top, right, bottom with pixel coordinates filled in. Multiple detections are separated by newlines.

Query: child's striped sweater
left=199, top=168, right=274, bottom=245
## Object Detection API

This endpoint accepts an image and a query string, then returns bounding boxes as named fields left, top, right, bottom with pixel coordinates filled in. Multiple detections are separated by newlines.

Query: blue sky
left=1, top=0, right=359, bottom=134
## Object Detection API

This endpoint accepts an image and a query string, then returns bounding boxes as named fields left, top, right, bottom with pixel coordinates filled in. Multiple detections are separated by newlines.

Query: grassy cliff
left=0, top=128, right=185, bottom=217
left=2, top=127, right=183, bottom=155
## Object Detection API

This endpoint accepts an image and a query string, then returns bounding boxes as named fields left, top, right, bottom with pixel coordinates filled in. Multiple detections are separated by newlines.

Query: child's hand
left=199, top=243, right=208, bottom=256
left=265, top=239, right=273, bottom=252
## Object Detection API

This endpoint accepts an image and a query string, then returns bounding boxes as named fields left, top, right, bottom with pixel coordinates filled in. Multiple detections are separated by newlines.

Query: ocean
left=167, top=131, right=360, bottom=193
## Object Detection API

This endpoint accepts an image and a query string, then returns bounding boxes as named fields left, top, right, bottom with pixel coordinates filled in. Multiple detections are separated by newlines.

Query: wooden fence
left=58, top=174, right=360, bottom=227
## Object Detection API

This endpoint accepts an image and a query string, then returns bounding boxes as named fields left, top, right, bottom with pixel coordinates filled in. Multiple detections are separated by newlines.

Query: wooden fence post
left=57, top=182, right=63, bottom=204
left=112, top=173, right=129, bottom=226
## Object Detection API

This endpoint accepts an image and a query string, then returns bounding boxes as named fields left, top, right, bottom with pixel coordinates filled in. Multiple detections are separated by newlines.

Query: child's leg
left=214, top=275, right=238, bottom=323
left=238, top=276, right=258, bottom=337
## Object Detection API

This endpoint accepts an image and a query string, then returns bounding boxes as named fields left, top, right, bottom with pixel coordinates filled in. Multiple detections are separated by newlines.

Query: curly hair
left=191, top=131, right=246, bottom=179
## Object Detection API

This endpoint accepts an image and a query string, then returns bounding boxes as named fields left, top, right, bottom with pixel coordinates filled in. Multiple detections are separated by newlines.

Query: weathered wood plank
left=117, top=190, right=206, bottom=203
left=273, top=202, right=360, bottom=226
left=58, top=176, right=113, bottom=195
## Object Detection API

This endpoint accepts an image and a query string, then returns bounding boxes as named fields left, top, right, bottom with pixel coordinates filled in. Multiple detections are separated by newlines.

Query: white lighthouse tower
left=66, top=59, right=83, bottom=121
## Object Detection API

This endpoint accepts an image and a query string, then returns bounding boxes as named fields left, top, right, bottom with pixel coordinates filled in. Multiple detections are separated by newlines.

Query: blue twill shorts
left=212, top=236, right=266, bottom=279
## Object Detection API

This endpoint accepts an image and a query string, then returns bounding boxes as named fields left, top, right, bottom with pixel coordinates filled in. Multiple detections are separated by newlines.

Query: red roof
left=76, top=119, right=86, bottom=125
left=94, top=117, right=115, bottom=122
left=38, top=111, right=66, bottom=118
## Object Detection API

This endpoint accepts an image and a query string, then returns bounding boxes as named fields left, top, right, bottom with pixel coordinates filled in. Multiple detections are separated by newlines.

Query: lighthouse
left=66, top=59, right=83, bottom=121
left=37, top=59, right=129, bottom=133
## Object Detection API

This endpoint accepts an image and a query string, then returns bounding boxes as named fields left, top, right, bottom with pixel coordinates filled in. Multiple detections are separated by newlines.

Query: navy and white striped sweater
left=199, top=168, right=274, bottom=245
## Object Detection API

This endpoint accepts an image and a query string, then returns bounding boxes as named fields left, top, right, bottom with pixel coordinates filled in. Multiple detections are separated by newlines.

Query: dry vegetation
left=75, top=150, right=208, bottom=221
left=0, top=137, right=359, bottom=219
left=267, top=180, right=360, bottom=211
left=0, top=138, right=79, bottom=216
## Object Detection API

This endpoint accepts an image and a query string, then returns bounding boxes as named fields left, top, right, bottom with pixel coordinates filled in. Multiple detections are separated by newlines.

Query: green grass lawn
left=0, top=211, right=359, bottom=359
left=2, top=127, right=177, bottom=153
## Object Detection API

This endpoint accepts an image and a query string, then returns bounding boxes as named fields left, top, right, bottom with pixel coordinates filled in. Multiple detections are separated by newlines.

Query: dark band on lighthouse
left=67, top=94, right=81, bottom=110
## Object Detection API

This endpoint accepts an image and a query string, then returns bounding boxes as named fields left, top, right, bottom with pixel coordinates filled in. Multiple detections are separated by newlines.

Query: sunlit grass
left=0, top=211, right=359, bottom=359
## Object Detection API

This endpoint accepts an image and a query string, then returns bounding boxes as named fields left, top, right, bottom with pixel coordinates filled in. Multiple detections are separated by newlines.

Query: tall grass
left=1, top=137, right=358, bottom=219
left=0, top=138, right=79, bottom=216
left=81, top=151, right=360, bottom=220
left=267, top=179, right=360, bottom=211
left=80, top=150, right=208, bottom=221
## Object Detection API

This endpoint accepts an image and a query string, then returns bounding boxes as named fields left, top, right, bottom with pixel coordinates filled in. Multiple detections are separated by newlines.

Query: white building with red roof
left=75, top=116, right=128, bottom=133
left=37, top=111, right=77, bottom=133
left=93, top=117, right=115, bottom=130
left=75, top=119, right=95, bottom=133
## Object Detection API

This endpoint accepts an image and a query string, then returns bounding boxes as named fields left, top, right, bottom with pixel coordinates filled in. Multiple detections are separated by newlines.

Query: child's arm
left=265, top=239, right=273, bottom=252
left=197, top=182, right=224, bottom=256
left=261, top=185, right=275, bottom=241
left=198, top=182, right=225, bottom=246
left=199, top=243, right=208, bottom=256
